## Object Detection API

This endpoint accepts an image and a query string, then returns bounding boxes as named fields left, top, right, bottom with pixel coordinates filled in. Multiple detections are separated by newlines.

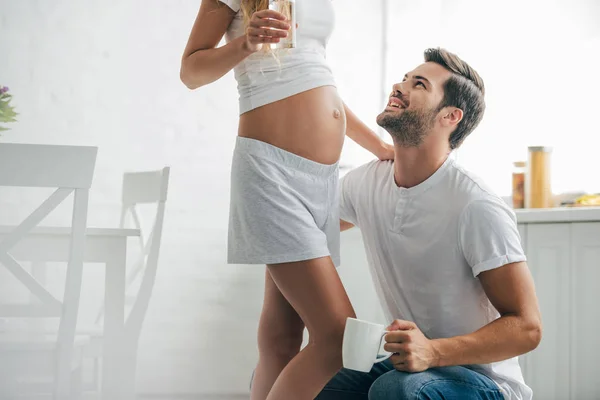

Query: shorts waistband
left=235, top=136, right=339, bottom=176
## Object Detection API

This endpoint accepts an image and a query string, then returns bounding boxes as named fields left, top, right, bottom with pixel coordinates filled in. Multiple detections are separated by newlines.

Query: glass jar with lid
left=526, top=146, right=553, bottom=208
left=512, top=161, right=526, bottom=209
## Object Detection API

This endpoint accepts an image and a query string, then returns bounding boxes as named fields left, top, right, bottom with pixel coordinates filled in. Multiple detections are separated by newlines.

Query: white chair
left=84, top=166, right=170, bottom=397
left=0, top=143, right=97, bottom=399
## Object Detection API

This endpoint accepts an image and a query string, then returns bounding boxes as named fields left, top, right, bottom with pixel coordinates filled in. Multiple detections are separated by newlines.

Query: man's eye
left=416, top=81, right=426, bottom=88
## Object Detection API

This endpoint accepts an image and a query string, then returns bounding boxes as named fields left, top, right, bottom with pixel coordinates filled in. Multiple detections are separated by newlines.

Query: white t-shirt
left=218, top=0, right=337, bottom=114
left=339, top=157, right=531, bottom=400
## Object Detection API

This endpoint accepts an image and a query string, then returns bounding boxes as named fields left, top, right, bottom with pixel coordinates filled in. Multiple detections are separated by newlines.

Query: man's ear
left=442, top=107, right=463, bottom=128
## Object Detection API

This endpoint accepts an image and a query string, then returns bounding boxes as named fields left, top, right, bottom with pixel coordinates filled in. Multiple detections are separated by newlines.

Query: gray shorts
left=228, top=137, right=340, bottom=267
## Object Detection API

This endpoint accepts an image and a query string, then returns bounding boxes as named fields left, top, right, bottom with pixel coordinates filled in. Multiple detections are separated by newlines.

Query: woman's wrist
left=374, top=139, right=394, bottom=161
left=238, top=35, right=258, bottom=56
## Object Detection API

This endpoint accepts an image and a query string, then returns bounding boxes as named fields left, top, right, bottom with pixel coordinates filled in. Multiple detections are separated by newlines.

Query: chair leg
left=93, top=356, right=100, bottom=392
left=55, top=188, right=89, bottom=399
left=71, top=366, right=83, bottom=400
left=120, top=344, right=139, bottom=399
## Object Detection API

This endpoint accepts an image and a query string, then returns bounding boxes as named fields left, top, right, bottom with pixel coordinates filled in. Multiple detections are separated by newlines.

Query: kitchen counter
left=515, top=206, right=600, bottom=223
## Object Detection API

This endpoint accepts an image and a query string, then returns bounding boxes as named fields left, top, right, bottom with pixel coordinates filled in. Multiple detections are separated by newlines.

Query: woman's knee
left=265, top=257, right=356, bottom=364
left=258, top=319, right=305, bottom=360
left=307, top=315, right=351, bottom=363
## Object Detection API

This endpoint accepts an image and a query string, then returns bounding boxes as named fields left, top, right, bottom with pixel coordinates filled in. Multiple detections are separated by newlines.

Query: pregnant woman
left=180, top=1, right=393, bottom=398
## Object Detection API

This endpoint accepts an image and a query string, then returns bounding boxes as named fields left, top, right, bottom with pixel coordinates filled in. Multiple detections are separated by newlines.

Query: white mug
left=342, top=317, right=393, bottom=372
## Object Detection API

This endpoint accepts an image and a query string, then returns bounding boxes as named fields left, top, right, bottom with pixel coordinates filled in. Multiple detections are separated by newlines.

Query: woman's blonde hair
left=240, top=0, right=269, bottom=26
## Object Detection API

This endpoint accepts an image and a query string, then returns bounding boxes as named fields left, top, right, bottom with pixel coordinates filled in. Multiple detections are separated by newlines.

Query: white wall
left=0, top=0, right=384, bottom=395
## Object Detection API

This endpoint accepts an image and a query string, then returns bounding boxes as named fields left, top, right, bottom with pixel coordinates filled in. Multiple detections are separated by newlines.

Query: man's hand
left=384, top=319, right=439, bottom=373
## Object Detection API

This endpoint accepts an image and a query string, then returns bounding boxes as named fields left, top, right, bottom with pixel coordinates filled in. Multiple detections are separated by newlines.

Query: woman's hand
left=244, top=9, right=291, bottom=53
left=376, top=142, right=395, bottom=161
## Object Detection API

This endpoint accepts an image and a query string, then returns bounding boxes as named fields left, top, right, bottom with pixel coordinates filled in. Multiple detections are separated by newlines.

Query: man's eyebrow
left=404, top=74, right=431, bottom=85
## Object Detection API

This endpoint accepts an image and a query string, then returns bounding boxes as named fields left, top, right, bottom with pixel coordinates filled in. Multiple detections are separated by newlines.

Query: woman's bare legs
left=250, top=269, right=305, bottom=399
left=251, top=255, right=356, bottom=400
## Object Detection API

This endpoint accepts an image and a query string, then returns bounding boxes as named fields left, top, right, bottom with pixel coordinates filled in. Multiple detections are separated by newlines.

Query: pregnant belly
left=238, top=86, right=346, bottom=165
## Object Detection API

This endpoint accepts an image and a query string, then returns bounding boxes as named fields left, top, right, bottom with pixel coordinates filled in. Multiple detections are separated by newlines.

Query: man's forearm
left=343, top=103, right=387, bottom=156
left=431, top=314, right=542, bottom=367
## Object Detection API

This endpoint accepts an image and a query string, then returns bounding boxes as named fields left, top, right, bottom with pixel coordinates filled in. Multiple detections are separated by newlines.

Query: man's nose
left=392, top=82, right=406, bottom=96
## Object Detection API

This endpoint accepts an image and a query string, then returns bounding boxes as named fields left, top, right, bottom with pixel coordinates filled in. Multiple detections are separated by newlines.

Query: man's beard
left=376, top=107, right=438, bottom=147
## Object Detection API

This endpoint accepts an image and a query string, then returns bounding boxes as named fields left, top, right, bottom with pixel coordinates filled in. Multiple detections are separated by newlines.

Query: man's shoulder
left=342, top=159, right=393, bottom=185
left=447, top=161, right=505, bottom=204
left=445, top=163, right=517, bottom=226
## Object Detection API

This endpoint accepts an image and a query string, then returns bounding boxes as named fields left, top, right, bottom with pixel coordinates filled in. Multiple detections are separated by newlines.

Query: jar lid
left=513, top=161, right=526, bottom=167
left=528, top=146, right=553, bottom=152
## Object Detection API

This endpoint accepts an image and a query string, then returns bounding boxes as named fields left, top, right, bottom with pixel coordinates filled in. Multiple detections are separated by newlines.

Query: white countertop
left=515, top=207, right=600, bottom=223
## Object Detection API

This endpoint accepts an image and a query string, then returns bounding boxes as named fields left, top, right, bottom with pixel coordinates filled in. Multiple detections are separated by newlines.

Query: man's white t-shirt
left=339, top=156, right=531, bottom=400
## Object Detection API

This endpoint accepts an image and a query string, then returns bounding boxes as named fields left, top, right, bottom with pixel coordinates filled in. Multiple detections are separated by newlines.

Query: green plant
left=0, top=86, right=18, bottom=131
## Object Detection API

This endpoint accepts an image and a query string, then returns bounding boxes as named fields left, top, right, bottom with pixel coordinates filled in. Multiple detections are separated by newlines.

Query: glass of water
left=268, top=0, right=296, bottom=49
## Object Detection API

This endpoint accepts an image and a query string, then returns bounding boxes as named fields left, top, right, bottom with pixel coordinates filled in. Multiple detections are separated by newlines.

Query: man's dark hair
left=424, top=48, right=486, bottom=149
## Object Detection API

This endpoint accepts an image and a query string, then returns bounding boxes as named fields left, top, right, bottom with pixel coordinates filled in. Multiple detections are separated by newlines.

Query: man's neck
left=392, top=140, right=451, bottom=189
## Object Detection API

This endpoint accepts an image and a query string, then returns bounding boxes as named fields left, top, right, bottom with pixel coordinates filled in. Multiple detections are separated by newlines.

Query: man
left=317, top=48, right=542, bottom=400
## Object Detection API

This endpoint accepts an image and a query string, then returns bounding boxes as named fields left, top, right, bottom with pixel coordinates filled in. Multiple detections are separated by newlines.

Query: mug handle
left=374, top=330, right=393, bottom=363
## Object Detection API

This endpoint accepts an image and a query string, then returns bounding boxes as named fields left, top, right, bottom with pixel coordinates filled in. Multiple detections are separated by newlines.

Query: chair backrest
left=117, top=167, right=170, bottom=341
left=0, top=143, right=97, bottom=189
left=0, top=143, right=97, bottom=397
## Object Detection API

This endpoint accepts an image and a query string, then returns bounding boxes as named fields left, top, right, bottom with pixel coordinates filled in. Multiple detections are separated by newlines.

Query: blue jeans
left=316, top=360, right=504, bottom=400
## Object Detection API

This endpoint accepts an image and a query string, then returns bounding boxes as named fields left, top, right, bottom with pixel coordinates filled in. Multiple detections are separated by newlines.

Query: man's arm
left=340, top=219, right=354, bottom=232
left=431, top=261, right=542, bottom=366
left=338, top=164, right=367, bottom=229
left=384, top=261, right=542, bottom=372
